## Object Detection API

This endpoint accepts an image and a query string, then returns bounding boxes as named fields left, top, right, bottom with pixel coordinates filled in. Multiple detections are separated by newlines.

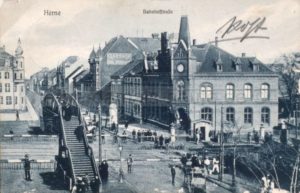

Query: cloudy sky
left=0, top=0, right=299, bottom=77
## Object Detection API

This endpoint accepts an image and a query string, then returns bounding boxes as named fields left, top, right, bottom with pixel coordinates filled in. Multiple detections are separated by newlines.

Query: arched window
left=201, top=107, right=213, bottom=122
left=177, top=80, right=185, bottom=101
left=244, top=107, right=253, bottom=124
left=261, top=84, right=270, bottom=99
left=244, top=84, right=252, bottom=99
left=226, top=84, right=234, bottom=99
left=200, top=83, right=212, bottom=99
left=261, top=107, right=270, bottom=124
left=226, top=107, right=235, bottom=123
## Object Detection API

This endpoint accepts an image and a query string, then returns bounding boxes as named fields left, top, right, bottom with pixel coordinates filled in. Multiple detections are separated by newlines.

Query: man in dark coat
left=171, top=165, right=176, bottom=185
left=23, top=154, right=31, bottom=180
left=159, top=135, right=164, bottom=148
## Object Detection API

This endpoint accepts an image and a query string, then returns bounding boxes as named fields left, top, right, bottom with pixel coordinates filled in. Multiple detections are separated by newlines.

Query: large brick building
left=113, top=16, right=279, bottom=137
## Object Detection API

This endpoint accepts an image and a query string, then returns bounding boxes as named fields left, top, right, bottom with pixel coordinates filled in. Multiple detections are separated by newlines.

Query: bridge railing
left=65, top=93, right=101, bottom=184
left=43, top=93, right=77, bottom=186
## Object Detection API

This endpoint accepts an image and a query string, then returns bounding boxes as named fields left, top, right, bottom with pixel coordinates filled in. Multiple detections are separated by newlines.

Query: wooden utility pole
left=98, top=104, right=102, bottom=163
left=219, top=106, right=224, bottom=181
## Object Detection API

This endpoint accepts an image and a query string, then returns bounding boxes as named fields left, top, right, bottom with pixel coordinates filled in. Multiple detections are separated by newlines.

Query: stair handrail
left=65, top=93, right=101, bottom=184
left=45, top=93, right=77, bottom=186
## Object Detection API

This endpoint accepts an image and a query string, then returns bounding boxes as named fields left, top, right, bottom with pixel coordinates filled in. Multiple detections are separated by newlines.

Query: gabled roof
left=191, top=44, right=274, bottom=74
left=73, top=69, right=89, bottom=82
left=111, top=59, right=144, bottom=78
left=127, top=37, right=160, bottom=53
left=0, top=50, right=14, bottom=67
left=65, top=65, right=83, bottom=79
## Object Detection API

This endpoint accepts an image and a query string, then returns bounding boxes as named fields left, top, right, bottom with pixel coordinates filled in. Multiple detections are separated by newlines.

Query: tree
left=270, top=52, right=300, bottom=119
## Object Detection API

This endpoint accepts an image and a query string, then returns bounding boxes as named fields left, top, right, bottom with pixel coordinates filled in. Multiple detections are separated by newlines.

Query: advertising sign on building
left=107, top=53, right=132, bottom=65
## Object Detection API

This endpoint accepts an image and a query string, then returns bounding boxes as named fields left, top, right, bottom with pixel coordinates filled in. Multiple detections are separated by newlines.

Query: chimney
left=192, top=39, right=197, bottom=46
left=152, top=33, right=159, bottom=39
left=242, top=53, right=246, bottom=57
left=215, top=36, right=218, bottom=47
left=161, top=32, right=169, bottom=53
left=178, top=15, right=191, bottom=48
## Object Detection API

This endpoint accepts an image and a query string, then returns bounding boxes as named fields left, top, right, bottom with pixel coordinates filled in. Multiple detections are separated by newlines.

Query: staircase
left=63, top=116, right=96, bottom=185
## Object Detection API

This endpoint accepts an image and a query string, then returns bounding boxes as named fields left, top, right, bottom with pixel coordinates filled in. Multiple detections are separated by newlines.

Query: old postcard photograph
left=0, top=0, right=299, bottom=192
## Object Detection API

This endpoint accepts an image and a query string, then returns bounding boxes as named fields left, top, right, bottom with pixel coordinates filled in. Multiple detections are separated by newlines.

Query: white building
left=0, top=39, right=26, bottom=111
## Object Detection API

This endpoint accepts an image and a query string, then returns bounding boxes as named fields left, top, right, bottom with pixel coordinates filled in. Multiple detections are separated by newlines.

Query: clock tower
left=172, top=16, right=190, bottom=104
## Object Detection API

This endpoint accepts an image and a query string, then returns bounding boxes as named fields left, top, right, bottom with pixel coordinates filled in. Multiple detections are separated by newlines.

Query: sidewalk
left=0, top=96, right=39, bottom=122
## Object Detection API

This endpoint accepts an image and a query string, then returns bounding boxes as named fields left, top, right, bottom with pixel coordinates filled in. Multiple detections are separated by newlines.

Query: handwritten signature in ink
left=216, top=16, right=269, bottom=42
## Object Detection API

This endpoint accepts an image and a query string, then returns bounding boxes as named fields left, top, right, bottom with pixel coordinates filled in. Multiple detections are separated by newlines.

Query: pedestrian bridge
left=42, top=92, right=100, bottom=192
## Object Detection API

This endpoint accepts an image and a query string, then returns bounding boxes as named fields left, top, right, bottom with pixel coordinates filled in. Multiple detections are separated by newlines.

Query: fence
left=1, top=135, right=58, bottom=143
left=0, top=159, right=56, bottom=170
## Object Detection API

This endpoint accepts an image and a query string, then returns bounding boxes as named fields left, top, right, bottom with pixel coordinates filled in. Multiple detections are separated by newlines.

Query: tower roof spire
left=178, top=15, right=191, bottom=48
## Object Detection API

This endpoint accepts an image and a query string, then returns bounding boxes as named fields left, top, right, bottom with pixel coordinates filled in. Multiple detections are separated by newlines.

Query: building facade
left=0, top=39, right=26, bottom=111
left=117, top=16, right=278, bottom=136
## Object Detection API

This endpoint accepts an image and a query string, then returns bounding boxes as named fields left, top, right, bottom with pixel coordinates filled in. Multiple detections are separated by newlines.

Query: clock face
left=177, top=64, right=184, bottom=72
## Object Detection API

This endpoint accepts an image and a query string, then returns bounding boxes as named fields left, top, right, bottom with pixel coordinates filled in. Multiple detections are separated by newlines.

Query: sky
left=0, top=0, right=299, bottom=78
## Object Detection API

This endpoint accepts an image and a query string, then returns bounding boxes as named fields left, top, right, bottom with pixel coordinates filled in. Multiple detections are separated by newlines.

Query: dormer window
left=235, top=58, right=242, bottom=72
left=216, top=51, right=223, bottom=72
left=252, top=58, right=260, bottom=71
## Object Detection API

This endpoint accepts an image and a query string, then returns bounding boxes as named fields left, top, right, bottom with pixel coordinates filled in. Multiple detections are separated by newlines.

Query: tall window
left=5, top=83, right=10, bottom=92
left=6, top=96, right=12, bottom=105
left=261, top=107, right=270, bottom=124
left=0, top=72, right=1, bottom=79
left=244, top=107, right=253, bottom=124
left=200, top=83, right=212, bottom=99
left=201, top=107, right=213, bottom=122
left=0, top=83, right=2, bottom=92
left=226, top=84, right=234, bottom=99
left=5, top=72, right=9, bottom=79
left=244, top=84, right=252, bottom=99
left=0, top=96, right=3, bottom=104
left=14, top=96, right=17, bottom=104
left=177, top=80, right=185, bottom=101
left=261, top=84, right=270, bottom=99
left=226, top=107, right=235, bottom=123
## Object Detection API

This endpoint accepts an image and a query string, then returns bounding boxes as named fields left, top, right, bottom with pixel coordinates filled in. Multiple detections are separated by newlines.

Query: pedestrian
left=180, top=154, right=188, bottom=167
left=137, top=130, right=142, bottom=143
left=125, top=121, right=129, bottom=130
left=16, top=110, right=20, bottom=121
left=127, top=154, right=133, bottom=173
left=170, top=165, right=176, bottom=185
left=159, top=134, right=164, bottom=148
left=212, top=157, right=220, bottom=174
left=122, top=130, right=127, bottom=143
left=247, top=132, right=252, bottom=144
left=111, top=122, right=116, bottom=131
left=132, top=129, right=136, bottom=141
left=9, top=128, right=14, bottom=140
left=82, top=173, right=90, bottom=191
left=261, top=175, right=268, bottom=192
left=102, top=160, right=109, bottom=181
left=101, top=130, right=105, bottom=144
left=195, top=128, right=199, bottom=143
left=204, top=157, right=211, bottom=175
left=90, top=176, right=100, bottom=193
left=23, top=154, right=31, bottom=181
left=75, top=126, right=83, bottom=142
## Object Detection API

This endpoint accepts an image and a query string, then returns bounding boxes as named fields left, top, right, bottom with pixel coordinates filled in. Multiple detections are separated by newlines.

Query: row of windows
left=200, top=107, right=271, bottom=125
left=0, top=96, right=24, bottom=105
left=124, top=78, right=142, bottom=97
left=175, top=81, right=271, bottom=101
left=0, top=84, right=24, bottom=93
left=0, top=72, right=23, bottom=79
left=124, top=100, right=141, bottom=117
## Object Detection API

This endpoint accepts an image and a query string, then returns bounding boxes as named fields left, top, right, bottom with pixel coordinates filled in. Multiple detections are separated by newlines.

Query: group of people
left=261, top=174, right=275, bottom=193
left=180, top=154, right=220, bottom=176
left=72, top=173, right=100, bottom=193
left=132, top=129, right=158, bottom=143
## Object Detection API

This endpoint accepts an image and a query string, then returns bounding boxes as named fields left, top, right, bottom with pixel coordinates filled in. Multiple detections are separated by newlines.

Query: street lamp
left=119, top=145, right=124, bottom=183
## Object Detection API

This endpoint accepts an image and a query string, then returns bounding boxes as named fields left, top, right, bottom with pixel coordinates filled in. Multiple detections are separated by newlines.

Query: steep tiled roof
left=0, top=50, right=14, bottom=67
left=73, top=70, right=89, bottom=82
left=192, top=44, right=274, bottom=74
left=127, top=37, right=160, bottom=53
left=111, top=59, right=144, bottom=78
